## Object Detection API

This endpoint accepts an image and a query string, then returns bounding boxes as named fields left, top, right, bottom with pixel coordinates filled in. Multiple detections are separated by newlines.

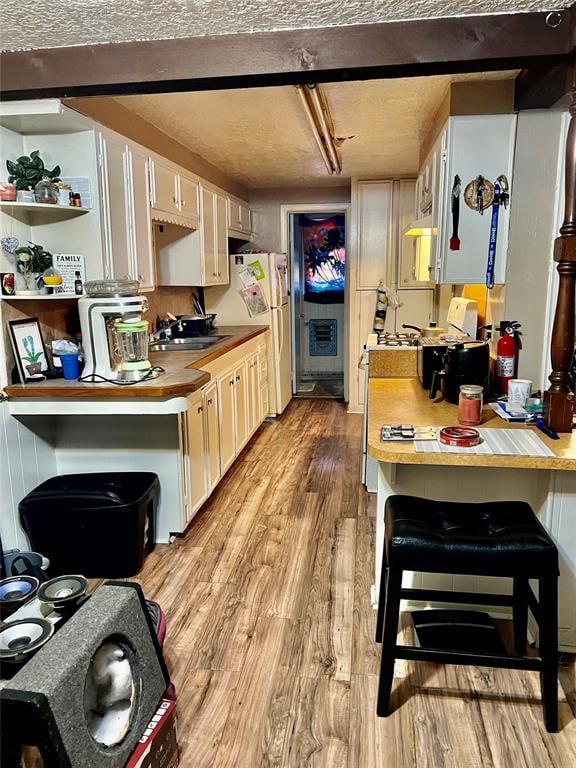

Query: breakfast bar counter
left=367, top=377, right=576, bottom=651
left=368, top=378, right=576, bottom=471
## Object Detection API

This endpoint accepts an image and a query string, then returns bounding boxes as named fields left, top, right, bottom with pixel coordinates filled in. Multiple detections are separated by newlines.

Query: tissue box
left=125, top=699, right=179, bottom=768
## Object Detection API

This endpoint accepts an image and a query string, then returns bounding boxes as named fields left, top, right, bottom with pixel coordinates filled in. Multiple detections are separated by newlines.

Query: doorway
left=285, top=206, right=349, bottom=400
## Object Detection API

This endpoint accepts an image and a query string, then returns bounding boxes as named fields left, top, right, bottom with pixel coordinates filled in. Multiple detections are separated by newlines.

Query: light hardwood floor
left=136, top=399, right=576, bottom=768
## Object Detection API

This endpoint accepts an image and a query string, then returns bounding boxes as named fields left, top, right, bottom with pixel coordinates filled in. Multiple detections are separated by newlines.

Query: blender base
left=117, top=368, right=162, bottom=382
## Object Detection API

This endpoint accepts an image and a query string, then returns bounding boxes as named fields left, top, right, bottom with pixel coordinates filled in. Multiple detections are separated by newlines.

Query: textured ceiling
left=0, top=0, right=568, bottom=51
left=114, top=72, right=516, bottom=188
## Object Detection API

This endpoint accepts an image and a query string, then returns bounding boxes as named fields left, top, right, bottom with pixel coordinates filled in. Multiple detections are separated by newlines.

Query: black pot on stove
left=429, top=341, right=490, bottom=404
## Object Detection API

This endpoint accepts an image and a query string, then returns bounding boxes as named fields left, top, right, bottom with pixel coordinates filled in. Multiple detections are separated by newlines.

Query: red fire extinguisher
left=496, top=321, right=521, bottom=394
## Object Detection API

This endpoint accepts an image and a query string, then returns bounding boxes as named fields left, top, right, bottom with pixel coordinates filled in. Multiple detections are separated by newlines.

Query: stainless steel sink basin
left=149, top=335, right=230, bottom=352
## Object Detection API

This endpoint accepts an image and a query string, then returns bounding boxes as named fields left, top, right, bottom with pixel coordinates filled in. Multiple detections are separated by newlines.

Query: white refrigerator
left=204, top=252, right=292, bottom=415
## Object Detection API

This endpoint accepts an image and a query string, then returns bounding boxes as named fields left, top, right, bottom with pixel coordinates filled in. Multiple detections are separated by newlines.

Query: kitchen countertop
left=368, top=378, right=576, bottom=471
left=4, top=326, right=268, bottom=399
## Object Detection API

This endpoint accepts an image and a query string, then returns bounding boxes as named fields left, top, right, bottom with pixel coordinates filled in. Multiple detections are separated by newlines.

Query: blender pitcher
left=114, top=319, right=152, bottom=381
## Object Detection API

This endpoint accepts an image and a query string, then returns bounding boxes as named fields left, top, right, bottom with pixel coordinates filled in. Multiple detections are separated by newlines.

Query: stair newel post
left=544, top=91, right=576, bottom=432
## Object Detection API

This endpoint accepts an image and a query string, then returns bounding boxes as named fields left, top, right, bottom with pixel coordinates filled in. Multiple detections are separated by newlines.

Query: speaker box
left=0, top=581, right=170, bottom=768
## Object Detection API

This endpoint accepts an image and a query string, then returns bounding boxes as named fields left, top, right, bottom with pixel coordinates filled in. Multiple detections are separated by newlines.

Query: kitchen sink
left=149, top=335, right=230, bottom=352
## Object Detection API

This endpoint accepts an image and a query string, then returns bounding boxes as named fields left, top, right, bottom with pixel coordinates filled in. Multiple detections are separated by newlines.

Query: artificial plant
left=6, top=150, right=61, bottom=191
left=14, top=242, right=53, bottom=290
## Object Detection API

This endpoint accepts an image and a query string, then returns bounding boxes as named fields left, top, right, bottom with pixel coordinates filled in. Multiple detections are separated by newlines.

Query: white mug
left=508, top=378, right=532, bottom=406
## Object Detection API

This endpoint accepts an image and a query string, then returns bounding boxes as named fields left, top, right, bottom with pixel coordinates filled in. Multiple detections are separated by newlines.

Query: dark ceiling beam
left=515, top=58, right=576, bottom=109
left=1, top=9, right=575, bottom=100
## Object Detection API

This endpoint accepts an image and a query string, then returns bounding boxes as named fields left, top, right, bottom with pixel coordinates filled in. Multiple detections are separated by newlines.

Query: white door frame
left=280, top=203, right=351, bottom=401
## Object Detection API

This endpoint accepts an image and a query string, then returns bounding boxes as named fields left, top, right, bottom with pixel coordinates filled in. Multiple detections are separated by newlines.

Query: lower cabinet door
left=203, top=381, right=221, bottom=491
left=246, top=354, right=260, bottom=436
left=234, top=362, right=248, bottom=451
left=218, top=370, right=236, bottom=474
left=187, top=393, right=209, bottom=519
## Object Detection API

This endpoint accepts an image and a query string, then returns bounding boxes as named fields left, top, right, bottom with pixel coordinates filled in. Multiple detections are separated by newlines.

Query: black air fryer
left=429, top=342, right=490, bottom=403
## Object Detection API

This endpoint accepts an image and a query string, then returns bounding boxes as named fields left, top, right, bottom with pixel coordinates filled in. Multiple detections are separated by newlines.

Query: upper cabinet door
left=215, top=193, right=229, bottom=284
left=151, top=159, right=179, bottom=216
left=228, top=198, right=242, bottom=231
left=435, top=115, right=517, bottom=285
left=98, top=131, right=133, bottom=282
left=357, top=180, right=393, bottom=289
left=201, top=186, right=217, bottom=284
left=240, top=204, right=251, bottom=234
left=126, top=144, right=155, bottom=291
left=397, top=179, right=434, bottom=288
left=179, top=174, right=199, bottom=221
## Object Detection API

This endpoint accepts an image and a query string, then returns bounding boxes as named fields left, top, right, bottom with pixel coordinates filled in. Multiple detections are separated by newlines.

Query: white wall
left=249, top=186, right=351, bottom=253
left=504, top=109, right=567, bottom=390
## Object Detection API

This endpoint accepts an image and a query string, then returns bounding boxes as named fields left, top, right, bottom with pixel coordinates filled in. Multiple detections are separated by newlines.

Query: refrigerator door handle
left=273, top=266, right=282, bottom=307
left=277, top=307, right=284, bottom=355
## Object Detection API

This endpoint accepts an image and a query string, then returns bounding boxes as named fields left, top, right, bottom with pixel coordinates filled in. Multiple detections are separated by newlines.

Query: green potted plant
left=6, top=150, right=61, bottom=203
left=13, top=241, right=53, bottom=294
left=21, top=335, right=44, bottom=376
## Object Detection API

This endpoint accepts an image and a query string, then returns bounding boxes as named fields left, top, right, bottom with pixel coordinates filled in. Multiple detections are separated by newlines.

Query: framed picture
left=8, top=318, right=50, bottom=382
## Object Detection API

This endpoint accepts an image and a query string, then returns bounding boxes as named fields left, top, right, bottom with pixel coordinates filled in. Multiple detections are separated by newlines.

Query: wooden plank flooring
left=136, top=399, right=576, bottom=767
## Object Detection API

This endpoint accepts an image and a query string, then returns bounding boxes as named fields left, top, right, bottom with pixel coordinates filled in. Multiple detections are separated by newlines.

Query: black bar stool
left=376, top=495, right=560, bottom=732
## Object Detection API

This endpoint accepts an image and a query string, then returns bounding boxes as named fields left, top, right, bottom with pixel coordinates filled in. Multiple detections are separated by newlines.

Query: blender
left=114, top=319, right=153, bottom=382
left=78, top=280, right=161, bottom=383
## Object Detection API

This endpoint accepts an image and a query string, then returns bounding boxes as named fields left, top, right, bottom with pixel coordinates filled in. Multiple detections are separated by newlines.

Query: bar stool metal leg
left=538, top=574, right=559, bottom=733
left=512, top=577, right=529, bottom=655
left=376, top=567, right=403, bottom=717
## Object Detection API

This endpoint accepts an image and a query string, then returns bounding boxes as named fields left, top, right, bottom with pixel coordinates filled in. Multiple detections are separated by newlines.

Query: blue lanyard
left=486, top=176, right=509, bottom=289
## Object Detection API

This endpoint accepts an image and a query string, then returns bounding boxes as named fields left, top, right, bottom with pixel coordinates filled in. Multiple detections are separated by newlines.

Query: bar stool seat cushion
left=385, top=495, right=558, bottom=577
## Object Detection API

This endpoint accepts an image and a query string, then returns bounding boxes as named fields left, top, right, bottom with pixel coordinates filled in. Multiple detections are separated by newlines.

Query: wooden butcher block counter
left=5, top=326, right=268, bottom=399
left=368, top=378, right=576, bottom=471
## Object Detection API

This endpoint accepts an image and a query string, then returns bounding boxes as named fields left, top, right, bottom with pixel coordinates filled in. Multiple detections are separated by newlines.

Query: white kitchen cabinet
left=217, top=368, right=237, bottom=475
left=185, top=391, right=209, bottom=521
left=97, top=129, right=155, bottom=290
left=203, top=380, right=221, bottom=492
left=201, top=187, right=229, bottom=286
left=98, top=130, right=131, bottom=282
left=430, top=114, right=517, bottom=285
left=150, top=158, right=199, bottom=228
left=233, top=361, right=248, bottom=451
left=246, top=353, right=260, bottom=438
left=125, top=144, right=155, bottom=290
left=228, top=196, right=252, bottom=238
left=356, top=180, right=394, bottom=289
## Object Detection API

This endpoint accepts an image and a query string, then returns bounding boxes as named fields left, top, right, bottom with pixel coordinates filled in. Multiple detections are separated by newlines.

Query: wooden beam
left=515, top=59, right=576, bottom=110
left=1, top=10, right=574, bottom=100
left=544, top=89, right=576, bottom=433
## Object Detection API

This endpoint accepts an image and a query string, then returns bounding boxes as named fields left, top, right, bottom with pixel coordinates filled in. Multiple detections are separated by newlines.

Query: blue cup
left=60, top=353, right=79, bottom=380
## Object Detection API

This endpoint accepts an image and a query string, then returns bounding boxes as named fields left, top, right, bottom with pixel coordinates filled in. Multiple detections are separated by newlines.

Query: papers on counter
left=489, top=401, right=531, bottom=422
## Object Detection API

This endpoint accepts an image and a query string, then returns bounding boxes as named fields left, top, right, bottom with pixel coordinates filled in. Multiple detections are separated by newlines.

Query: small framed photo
left=8, top=318, right=50, bottom=382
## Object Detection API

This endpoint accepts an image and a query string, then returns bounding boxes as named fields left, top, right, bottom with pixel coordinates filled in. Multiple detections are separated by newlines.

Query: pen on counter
left=534, top=419, right=559, bottom=440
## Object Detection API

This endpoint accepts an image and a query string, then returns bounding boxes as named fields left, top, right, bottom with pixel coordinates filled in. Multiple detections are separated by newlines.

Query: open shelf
left=0, top=294, right=79, bottom=301
left=0, top=201, right=91, bottom=223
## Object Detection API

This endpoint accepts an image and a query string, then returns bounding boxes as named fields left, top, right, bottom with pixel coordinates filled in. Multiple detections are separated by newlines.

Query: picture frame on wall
left=8, top=318, right=50, bottom=382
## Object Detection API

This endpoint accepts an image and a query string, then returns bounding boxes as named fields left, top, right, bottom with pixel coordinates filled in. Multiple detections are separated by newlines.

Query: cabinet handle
left=138, top=274, right=144, bottom=282
left=197, top=405, right=203, bottom=413
left=173, top=196, right=177, bottom=204
left=181, top=199, right=186, bottom=207
left=208, top=398, right=213, bottom=405
left=229, top=379, right=234, bottom=386
left=212, top=272, right=217, bottom=277
left=236, top=375, right=241, bottom=382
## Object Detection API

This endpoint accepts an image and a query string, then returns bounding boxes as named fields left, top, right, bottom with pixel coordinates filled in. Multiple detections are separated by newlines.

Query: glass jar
left=0, top=182, right=17, bottom=201
left=34, top=178, right=59, bottom=205
left=458, top=385, right=483, bottom=426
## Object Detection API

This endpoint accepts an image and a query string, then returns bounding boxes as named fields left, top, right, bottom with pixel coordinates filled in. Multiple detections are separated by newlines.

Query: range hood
left=404, top=215, right=435, bottom=237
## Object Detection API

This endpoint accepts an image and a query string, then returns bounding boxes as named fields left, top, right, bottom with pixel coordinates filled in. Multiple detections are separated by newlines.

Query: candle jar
left=458, top=385, right=483, bottom=426
left=34, top=178, right=59, bottom=204
left=0, top=182, right=17, bottom=201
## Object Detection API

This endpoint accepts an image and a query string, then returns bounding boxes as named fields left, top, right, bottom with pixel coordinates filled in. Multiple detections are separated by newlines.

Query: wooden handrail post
left=544, top=91, right=576, bottom=432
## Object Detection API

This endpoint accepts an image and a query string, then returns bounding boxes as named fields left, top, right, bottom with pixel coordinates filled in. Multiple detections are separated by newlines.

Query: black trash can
left=18, top=472, right=159, bottom=578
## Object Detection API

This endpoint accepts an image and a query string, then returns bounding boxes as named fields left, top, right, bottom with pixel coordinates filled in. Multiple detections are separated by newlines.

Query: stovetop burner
left=376, top=332, right=419, bottom=347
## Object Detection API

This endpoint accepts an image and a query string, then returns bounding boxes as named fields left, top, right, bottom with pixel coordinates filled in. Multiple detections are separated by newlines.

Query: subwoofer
left=0, top=581, right=170, bottom=768
left=0, top=575, right=39, bottom=617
